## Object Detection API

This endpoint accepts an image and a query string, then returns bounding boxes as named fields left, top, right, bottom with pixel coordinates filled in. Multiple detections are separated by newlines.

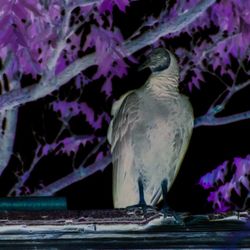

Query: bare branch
left=0, top=0, right=216, bottom=111
left=8, top=133, right=96, bottom=195
left=79, top=137, right=107, bottom=167
left=0, top=76, right=19, bottom=176
left=70, top=0, right=101, bottom=8
left=0, top=52, right=13, bottom=78
left=0, top=108, right=18, bottom=176
left=31, top=154, right=111, bottom=196
left=213, top=78, right=248, bottom=112
left=195, top=78, right=250, bottom=127
left=234, top=79, right=250, bottom=92
left=8, top=147, right=41, bottom=196
left=195, top=110, right=250, bottom=127
left=124, top=0, right=216, bottom=55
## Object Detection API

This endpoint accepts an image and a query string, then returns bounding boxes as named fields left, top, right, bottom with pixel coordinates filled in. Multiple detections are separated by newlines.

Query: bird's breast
left=131, top=92, right=193, bottom=163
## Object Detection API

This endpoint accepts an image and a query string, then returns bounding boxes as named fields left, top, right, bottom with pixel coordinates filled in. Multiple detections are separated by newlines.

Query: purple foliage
left=52, top=101, right=110, bottom=130
left=0, top=0, right=60, bottom=76
left=83, top=26, right=127, bottom=79
left=52, top=1, right=129, bottom=96
left=200, top=156, right=250, bottom=212
left=41, top=136, right=95, bottom=156
left=168, top=0, right=250, bottom=91
left=99, top=0, right=130, bottom=13
left=199, top=161, right=229, bottom=190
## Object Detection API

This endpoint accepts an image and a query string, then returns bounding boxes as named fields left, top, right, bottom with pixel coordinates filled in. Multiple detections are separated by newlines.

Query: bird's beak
left=138, top=59, right=150, bottom=71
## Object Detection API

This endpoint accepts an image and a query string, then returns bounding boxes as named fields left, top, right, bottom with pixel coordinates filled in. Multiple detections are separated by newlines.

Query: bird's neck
left=145, top=72, right=179, bottom=99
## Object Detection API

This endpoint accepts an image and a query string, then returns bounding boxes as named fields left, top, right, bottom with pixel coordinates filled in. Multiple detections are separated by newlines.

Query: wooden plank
left=0, top=209, right=248, bottom=248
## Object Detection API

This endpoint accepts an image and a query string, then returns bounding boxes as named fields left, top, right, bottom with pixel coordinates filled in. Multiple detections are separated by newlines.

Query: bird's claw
left=126, top=203, right=155, bottom=214
left=127, top=203, right=153, bottom=209
left=160, top=207, right=184, bottom=225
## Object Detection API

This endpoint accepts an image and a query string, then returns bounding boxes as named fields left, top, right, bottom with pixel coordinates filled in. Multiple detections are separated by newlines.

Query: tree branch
left=0, top=53, right=96, bottom=110
left=124, top=0, right=216, bottom=55
left=195, top=110, right=250, bottom=127
left=70, top=0, right=101, bottom=8
left=0, top=108, right=18, bottom=176
left=0, top=0, right=216, bottom=111
left=195, top=78, right=250, bottom=127
left=0, top=76, right=19, bottom=176
left=31, top=154, right=111, bottom=196
left=8, top=132, right=96, bottom=195
left=0, top=52, right=13, bottom=79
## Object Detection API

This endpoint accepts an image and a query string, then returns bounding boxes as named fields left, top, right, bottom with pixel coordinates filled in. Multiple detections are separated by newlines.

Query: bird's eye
left=151, top=50, right=171, bottom=72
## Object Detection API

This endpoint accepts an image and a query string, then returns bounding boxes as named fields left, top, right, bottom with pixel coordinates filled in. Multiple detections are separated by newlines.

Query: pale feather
left=109, top=92, right=141, bottom=207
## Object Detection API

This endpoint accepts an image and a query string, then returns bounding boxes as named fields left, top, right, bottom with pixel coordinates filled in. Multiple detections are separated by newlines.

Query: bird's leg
left=138, top=177, right=146, bottom=206
left=161, top=178, right=168, bottom=212
left=126, top=177, right=154, bottom=212
left=161, top=178, right=173, bottom=217
left=161, top=178, right=183, bottom=224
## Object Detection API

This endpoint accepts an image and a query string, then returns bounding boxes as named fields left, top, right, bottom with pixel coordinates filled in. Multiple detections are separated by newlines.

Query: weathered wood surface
left=0, top=209, right=248, bottom=249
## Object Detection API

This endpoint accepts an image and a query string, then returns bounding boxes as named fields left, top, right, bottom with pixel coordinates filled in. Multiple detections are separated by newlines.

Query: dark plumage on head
left=139, top=48, right=171, bottom=73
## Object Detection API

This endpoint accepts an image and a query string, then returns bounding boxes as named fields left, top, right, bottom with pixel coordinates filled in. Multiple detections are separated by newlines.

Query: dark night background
left=0, top=0, right=249, bottom=214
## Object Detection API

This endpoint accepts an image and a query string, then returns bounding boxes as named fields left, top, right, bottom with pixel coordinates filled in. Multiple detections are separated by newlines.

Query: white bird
left=108, top=48, right=194, bottom=209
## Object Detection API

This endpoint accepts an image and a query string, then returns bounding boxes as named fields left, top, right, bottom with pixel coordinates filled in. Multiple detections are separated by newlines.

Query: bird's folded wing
left=107, top=90, right=137, bottom=147
left=107, top=92, right=132, bottom=145
left=108, top=92, right=140, bottom=206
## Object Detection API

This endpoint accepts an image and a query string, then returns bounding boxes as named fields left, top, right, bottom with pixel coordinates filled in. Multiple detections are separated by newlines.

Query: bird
left=107, top=48, right=194, bottom=209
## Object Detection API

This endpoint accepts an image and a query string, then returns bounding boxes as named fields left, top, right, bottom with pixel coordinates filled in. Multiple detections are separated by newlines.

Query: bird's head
left=139, top=48, right=179, bottom=79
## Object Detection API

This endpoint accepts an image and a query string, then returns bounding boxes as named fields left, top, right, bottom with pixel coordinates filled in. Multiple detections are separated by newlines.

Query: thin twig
left=31, top=154, right=111, bottom=196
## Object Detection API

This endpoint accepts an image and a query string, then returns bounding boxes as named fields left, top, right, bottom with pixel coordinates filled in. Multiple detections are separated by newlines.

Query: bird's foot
left=126, top=202, right=155, bottom=214
left=126, top=177, right=155, bottom=213
left=126, top=203, right=156, bottom=217
left=160, top=206, right=183, bottom=225
left=160, top=178, right=184, bottom=225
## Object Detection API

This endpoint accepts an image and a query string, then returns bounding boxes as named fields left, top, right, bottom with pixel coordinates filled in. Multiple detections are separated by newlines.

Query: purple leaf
left=99, top=0, right=114, bottom=13
left=22, top=0, right=42, bottom=16
left=52, top=101, right=106, bottom=130
left=199, top=161, right=228, bottom=190
left=0, top=26, right=13, bottom=48
left=41, top=137, right=96, bottom=157
left=0, top=0, right=11, bottom=12
left=12, top=4, right=29, bottom=21
left=115, top=0, right=129, bottom=12
left=99, top=0, right=130, bottom=13
left=200, top=155, right=250, bottom=212
left=0, top=15, right=12, bottom=34
left=101, top=77, right=112, bottom=96
left=14, top=29, right=28, bottom=47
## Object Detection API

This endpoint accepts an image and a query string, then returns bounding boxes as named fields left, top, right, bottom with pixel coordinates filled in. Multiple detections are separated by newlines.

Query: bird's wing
left=149, top=103, right=193, bottom=206
left=107, top=90, right=135, bottom=146
left=108, top=91, right=141, bottom=207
